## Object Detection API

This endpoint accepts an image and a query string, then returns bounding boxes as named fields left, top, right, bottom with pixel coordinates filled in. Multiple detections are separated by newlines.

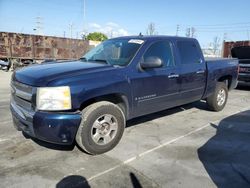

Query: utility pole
left=110, top=30, right=113, bottom=38
left=223, top=32, right=228, bottom=41
left=176, top=24, right=180, bottom=36
left=69, top=23, right=74, bottom=59
left=69, top=23, right=73, bottom=39
left=82, top=0, right=88, bottom=38
left=83, top=0, right=86, bottom=28
left=191, top=27, right=196, bottom=38
left=35, top=16, right=43, bottom=35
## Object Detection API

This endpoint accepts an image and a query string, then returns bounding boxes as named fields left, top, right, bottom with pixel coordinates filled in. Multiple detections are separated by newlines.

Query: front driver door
left=130, top=40, right=181, bottom=117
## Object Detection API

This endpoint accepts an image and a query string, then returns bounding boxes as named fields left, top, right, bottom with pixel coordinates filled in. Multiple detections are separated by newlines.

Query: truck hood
left=231, top=46, right=250, bottom=59
left=14, top=60, right=115, bottom=86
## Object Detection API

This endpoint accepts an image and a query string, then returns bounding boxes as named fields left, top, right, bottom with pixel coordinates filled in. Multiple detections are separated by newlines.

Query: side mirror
left=140, top=56, right=163, bottom=69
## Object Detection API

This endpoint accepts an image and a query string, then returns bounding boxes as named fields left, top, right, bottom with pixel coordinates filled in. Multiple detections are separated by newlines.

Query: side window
left=143, top=41, right=175, bottom=67
left=177, top=41, right=201, bottom=64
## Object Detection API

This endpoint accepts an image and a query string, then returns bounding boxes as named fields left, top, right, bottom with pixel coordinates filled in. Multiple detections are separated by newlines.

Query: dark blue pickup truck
left=10, top=36, right=238, bottom=154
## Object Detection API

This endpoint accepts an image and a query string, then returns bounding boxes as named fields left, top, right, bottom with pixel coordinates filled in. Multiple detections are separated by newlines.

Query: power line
left=193, top=29, right=250, bottom=33
left=194, top=26, right=250, bottom=31
left=185, top=21, right=250, bottom=27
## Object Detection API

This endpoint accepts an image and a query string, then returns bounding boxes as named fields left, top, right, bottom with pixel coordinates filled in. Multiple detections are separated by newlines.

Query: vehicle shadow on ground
left=198, top=110, right=250, bottom=188
left=236, top=84, right=250, bottom=91
left=127, top=100, right=208, bottom=127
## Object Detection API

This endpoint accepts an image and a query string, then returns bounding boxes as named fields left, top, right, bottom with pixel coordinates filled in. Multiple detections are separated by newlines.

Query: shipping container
left=0, top=32, right=91, bottom=61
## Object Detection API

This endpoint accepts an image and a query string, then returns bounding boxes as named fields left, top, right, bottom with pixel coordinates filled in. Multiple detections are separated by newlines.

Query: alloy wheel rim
left=91, top=114, right=118, bottom=145
left=217, top=89, right=226, bottom=106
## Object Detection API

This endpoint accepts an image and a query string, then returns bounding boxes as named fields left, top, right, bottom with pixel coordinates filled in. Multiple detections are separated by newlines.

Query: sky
left=0, top=0, right=250, bottom=47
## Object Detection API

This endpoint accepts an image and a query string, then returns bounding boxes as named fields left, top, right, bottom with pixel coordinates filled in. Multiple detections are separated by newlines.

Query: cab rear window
left=177, top=41, right=201, bottom=64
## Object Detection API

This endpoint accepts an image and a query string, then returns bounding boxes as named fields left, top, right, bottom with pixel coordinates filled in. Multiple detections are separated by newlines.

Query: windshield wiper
left=80, top=58, right=111, bottom=65
left=89, top=59, right=109, bottom=65
left=79, top=57, right=88, bottom=62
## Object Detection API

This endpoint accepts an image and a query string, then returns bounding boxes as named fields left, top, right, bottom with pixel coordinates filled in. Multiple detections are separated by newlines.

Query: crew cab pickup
left=10, top=36, right=238, bottom=154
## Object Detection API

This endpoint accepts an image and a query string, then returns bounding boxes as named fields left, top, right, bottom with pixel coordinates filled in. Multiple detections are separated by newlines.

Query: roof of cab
left=113, top=35, right=196, bottom=41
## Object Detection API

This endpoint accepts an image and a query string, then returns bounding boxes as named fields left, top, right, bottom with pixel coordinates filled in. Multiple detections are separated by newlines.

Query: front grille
left=12, top=81, right=32, bottom=94
left=11, top=81, right=32, bottom=102
left=245, top=67, right=250, bottom=73
left=12, top=94, right=32, bottom=110
left=239, top=64, right=250, bottom=74
left=10, top=80, right=35, bottom=136
left=11, top=80, right=35, bottom=121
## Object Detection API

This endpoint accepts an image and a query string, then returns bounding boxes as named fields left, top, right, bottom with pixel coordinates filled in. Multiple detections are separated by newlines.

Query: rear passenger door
left=176, top=40, right=206, bottom=104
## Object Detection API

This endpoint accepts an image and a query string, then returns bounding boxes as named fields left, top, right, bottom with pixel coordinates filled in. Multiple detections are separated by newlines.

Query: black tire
left=206, top=82, right=228, bottom=112
left=76, top=101, right=126, bottom=155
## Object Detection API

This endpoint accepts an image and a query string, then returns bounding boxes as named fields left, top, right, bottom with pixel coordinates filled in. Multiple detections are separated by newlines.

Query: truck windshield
left=81, top=38, right=144, bottom=66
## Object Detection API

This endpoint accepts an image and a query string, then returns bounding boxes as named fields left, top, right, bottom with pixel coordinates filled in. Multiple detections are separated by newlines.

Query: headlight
left=37, top=86, right=71, bottom=111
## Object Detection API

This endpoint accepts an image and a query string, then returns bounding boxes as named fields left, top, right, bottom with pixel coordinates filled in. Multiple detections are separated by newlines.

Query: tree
left=191, top=27, right=196, bottom=38
left=146, top=22, right=157, bottom=35
left=86, top=32, right=108, bottom=41
left=186, top=28, right=191, bottom=37
left=211, top=36, right=221, bottom=56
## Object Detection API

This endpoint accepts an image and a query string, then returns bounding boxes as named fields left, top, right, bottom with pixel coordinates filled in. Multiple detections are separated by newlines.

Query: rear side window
left=177, top=41, right=201, bottom=64
left=143, top=41, right=175, bottom=67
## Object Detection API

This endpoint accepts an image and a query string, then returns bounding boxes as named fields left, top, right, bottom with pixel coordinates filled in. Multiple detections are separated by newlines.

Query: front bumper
left=11, top=102, right=82, bottom=145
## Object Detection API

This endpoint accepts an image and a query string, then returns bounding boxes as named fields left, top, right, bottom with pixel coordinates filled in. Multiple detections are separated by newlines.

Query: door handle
left=168, top=74, right=179, bottom=78
left=196, top=70, right=205, bottom=74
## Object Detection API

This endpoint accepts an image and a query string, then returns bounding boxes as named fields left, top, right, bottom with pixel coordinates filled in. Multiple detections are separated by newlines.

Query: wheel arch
left=218, top=75, right=233, bottom=89
left=79, top=93, right=130, bottom=119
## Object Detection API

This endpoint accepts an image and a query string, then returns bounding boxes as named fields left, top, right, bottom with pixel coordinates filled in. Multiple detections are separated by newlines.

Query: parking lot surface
left=0, top=71, right=250, bottom=188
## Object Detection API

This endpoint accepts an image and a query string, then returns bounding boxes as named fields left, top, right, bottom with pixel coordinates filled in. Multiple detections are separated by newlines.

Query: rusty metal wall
left=0, top=32, right=89, bottom=60
left=223, top=41, right=250, bottom=57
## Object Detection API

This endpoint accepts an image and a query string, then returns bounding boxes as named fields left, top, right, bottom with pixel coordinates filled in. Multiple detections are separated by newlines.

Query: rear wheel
left=206, top=82, right=228, bottom=111
left=76, top=101, right=125, bottom=155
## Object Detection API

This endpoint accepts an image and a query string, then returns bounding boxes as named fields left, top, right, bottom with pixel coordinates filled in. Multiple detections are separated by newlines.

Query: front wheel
left=76, top=101, right=125, bottom=155
left=206, top=82, right=228, bottom=112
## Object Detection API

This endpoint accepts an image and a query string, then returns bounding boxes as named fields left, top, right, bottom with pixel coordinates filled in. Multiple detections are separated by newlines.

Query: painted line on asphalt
left=0, top=134, right=21, bottom=143
left=1, top=120, right=12, bottom=124
left=87, top=122, right=211, bottom=181
left=0, top=97, right=10, bottom=103
left=0, top=138, right=11, bottom=143
left=87, top=107, right=250, bottom=182
left=0, top=104, right=10, bottom=108
left=86, top=164, right=122, bottom=181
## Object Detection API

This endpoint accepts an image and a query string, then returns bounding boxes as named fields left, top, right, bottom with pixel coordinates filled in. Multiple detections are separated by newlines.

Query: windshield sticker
left=128, top=39, right=144, bottom=44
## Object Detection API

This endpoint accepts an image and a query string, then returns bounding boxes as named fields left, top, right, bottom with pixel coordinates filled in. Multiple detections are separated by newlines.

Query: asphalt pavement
left=0, top=71, right=250, bottom=188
